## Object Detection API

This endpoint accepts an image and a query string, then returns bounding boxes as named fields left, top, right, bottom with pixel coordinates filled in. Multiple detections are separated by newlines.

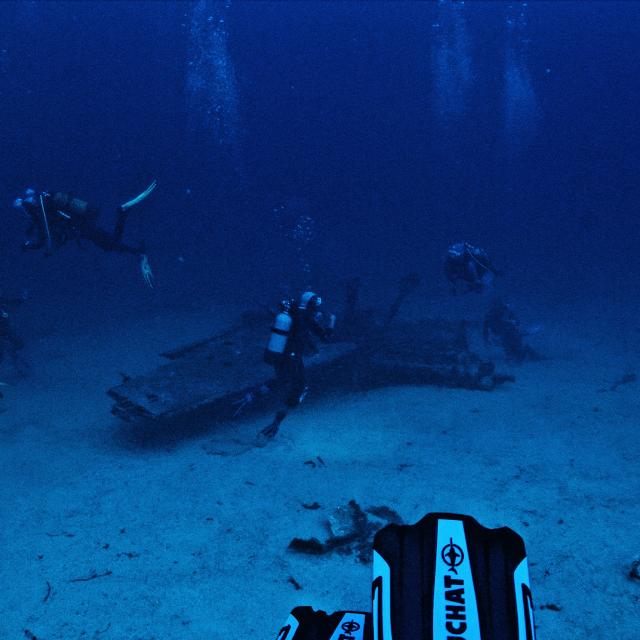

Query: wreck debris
left=289, top=537, right=326, bottom=555
left=108, top=316, right=510, bottom=423
left=108, top=276, right=514, bottom=423
left=42, top=581, right=52, bottom=603
left=108, top=315, right=355, bottom=422
left=365, top=505, right=402, bottom=524
left=539, top=603, right=562, bottom=612
left=288, top=500, right=404, bottom=563
left=69, top=569, right=112, bottom=583
left=629, top=558, right=640, bottom=581
left=288, top=576, right=303, bottom=591
left=611, top=372, right=636, bottom=391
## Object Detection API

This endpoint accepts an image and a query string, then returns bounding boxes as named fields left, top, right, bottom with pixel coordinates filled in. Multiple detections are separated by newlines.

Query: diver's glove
left=140, top=254, right=154, bottom=288
left=120, top=179, right=157, bottom=212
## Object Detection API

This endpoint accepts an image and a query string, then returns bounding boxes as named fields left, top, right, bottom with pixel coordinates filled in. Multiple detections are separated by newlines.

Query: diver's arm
left=309, top=314, right=336, bottom=342
left=22, top=227, right=46, bottom=251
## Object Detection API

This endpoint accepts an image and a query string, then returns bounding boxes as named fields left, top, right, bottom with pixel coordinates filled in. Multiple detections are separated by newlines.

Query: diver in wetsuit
left=13, top=181, right=156, bottom=287
left=483, top=299, right=538, bottom=362
left=444, top=242, right=497, bottom=294
left=260, top=291, right=335, bottom=438
left=0, top=291, right=28, bottom=377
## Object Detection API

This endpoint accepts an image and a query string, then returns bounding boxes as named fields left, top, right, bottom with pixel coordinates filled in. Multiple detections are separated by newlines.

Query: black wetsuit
left=22, top=192, right=142, bottom=256
left=0, top=297, right=26, bottom=373
left=267, top=306, right=332, bottom=408
left=483, top=301, right=537, bottom=362
left=444, top=243, right=494, bottom=293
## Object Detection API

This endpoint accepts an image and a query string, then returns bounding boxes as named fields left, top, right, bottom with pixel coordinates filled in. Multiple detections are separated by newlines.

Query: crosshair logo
left=441, top=537, right=464, bottom=574
left=342, top=619, right=361, bottom=634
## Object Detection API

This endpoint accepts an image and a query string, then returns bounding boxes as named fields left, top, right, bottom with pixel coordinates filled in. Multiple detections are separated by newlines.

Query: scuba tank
left=265, top=300, right=293, bottom=364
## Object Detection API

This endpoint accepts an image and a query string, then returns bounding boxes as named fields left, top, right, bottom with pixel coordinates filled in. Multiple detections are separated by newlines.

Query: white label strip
left=433, top=518, right=482, bottom=640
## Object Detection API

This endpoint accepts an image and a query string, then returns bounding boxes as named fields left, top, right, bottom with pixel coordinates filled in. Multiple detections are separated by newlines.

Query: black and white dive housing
left=274, top=512, right=536, bottom=640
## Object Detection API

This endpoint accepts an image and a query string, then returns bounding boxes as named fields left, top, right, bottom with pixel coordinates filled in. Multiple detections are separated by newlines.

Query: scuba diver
left=258, top=291, right=336, bottom=438
left=483, top=298, right=539, bottom=362
left=0, top=291, right=28, bottom=377
left=444, top=242, right=497, bottom=294
left=13, top=181, right=157, bottom=287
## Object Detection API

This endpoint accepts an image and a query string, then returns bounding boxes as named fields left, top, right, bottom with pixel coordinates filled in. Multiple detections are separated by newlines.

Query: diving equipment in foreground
left=276, top=608, right=371, bottom=640
left=275, top=512, right=536, bottom=640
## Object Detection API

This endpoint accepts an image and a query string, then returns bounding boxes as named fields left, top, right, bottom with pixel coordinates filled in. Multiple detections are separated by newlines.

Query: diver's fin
left=275, top=607, right=371, bottom=640
left=372, top=512, right=536, bottom=640
left=120, top=179, right=157, bottom=212
left=260, top=409, right=287, bottom=439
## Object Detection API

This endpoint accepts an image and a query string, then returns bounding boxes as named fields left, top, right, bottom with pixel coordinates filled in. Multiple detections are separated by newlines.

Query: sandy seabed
left=1, top=297, right=639, bottom=639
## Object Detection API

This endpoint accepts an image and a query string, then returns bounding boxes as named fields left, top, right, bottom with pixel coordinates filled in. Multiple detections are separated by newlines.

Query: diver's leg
left=6, top=333, right=27, bottom=377
left=79, top=223, right=117, bottom=252
left=259, top=357, right=288, bottom=398
left=286, top=356, right=307, bottom=407
left=9, top=346, right=28, bottom=377
left=82, top=222, right=141, bottom=255
left=260, top=356, right=306, bottom=438
left=80, top=221, right=153, bottom=287
left=502, top=327, right=527, bottom=362
left=112, top=207, right=129, bottom=245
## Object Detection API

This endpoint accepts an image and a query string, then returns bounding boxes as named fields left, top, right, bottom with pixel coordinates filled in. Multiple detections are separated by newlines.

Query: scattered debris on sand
left=629, top=557, right=640, bottom=581
left=539, top=603, right=562, bottom=612
left=287, top=576, right=303, bottom=591
left=68, top=569, right=112, bottom=583
left=610, top=372, right=636, bottom=391
left=288, top=500, right=403, bottom=563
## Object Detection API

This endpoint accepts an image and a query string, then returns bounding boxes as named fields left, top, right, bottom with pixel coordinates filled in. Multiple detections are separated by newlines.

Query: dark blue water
left=2, top=4, right=640, bottom=637
left=2, top=0, right=639, bottom=326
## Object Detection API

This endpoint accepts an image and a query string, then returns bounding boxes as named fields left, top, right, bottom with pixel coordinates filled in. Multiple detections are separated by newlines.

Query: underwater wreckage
left=107, top=278, right=514, bottom=423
